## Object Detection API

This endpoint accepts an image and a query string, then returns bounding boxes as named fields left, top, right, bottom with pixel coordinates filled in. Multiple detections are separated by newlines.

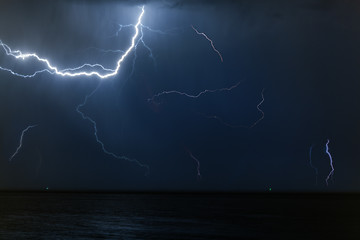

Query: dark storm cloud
left=1, top=0, right=360, bottom=191
left=3, top=0, right=338, bottom=12
left=140, top=0, right=337, bottom=10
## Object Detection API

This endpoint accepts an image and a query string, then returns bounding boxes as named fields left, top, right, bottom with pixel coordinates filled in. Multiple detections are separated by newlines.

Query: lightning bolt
left=309, top=144, right=318, bottom=185
left=149, top=83, right=265, bottom=128
left=104, top=19, right=167, bottom=80
left=201, top=88, right=266, bottom=128
left=0, top=6, right=145, bottom=79
left=76, top=84, right=149, bottom=174
left=0, top=6, right=161, bottom=173
left=325, top=139, right=334, bottom=186
left=148, top=81, right=242, bottom=103
left=249, top=88, right=265, bottom=128
left=139, top=25, right=157, bottom=66
left=191, top=25, right=223, bottom=62
left=185, top=148, right=201, bottom=179
left=9, top=125, right=38, bottom=162
left=109, top=22, right=179, bottom=39
left=81, top=47, right=125, bottom=56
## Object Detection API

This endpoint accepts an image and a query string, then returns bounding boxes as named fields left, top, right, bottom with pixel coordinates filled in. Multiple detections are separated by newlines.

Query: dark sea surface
left=0, top=192, right=359, bottom=239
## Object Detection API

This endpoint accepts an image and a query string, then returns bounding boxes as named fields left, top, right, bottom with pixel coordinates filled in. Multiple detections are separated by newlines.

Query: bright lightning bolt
left=76, top=85, right=149, bottom=174
left=325, top=139, right=334, bottom=186
left=104, top=19, right=166, bottom=79
left=9, top=125, right=38, bottom=162
left=1, top=6, right=157, bottom=173
left=191, top=25, right=223, bottom=62
left=0, top=6, right=145, bottom=79
left=309, top=144, right=318, bottom=185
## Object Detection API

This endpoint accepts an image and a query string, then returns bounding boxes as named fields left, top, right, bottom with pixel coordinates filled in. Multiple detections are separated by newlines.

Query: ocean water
left=0, top=192, right=359, bottom=239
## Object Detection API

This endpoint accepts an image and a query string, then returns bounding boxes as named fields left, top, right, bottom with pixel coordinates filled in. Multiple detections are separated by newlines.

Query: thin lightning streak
left=0, top=6, right=145, bottom=79
left=200, top=88, right=266, bottom=128
left=141, top=25, right=170, bottom=35
left=191, top=25, right=223, bottom=62
left=325, top=139, right=334, bottom=186
left=148, top=81, right=241, bottom=103
left=249, top=88, right=265, bottom=128
left=149, top=83, right=265, bottom=128
left=109, top=23, right=177, bottom=38
left=139, top=25, right=157, bottom=66
left=309, top=144, right=318, bottom=185
left=141, top=24, right=184, bottom=35
left=126, top=24, right=156, bottom=79
left=9, top=125, right=38, bottom=162
left=114, top=23, right=136, bottom=37
left=185, top=148, right=201, bottom=179
left=76, top=85, right=149, bottom=174
left=0, top=66, right=51, bottom=78
left=129, top=42, right=139, bottom=78
left=82, top=47, right=125, bottom=55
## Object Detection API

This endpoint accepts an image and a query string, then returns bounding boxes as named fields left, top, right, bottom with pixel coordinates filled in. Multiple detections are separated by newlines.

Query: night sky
left=0, top=0, right=359, bottom=192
